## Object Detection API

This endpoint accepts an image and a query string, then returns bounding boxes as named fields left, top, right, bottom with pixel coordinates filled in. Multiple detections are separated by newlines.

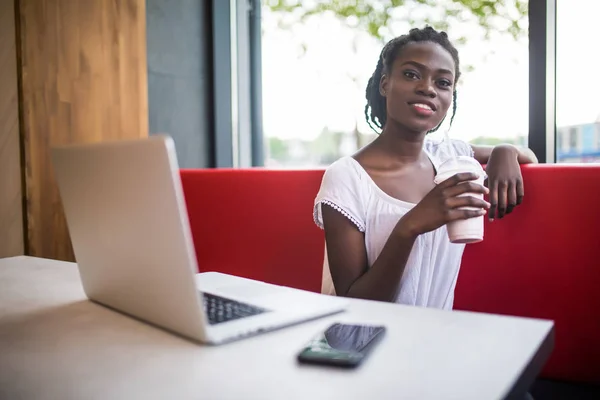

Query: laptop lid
left=51, top=135, right=208, bottom=342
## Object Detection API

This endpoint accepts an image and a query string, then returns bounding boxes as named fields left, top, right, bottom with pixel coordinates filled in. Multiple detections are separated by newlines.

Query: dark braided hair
left=365, top=26, right=461, bottom=134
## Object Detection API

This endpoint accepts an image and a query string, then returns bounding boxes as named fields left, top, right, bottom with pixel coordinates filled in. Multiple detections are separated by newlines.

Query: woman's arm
left=322, top=204, right=417, bottom=302
left=471, top=144, right=537, bottom=220
left=471, top=144, right=539, bottom=164
left=322, top=172, right=490, bottom=303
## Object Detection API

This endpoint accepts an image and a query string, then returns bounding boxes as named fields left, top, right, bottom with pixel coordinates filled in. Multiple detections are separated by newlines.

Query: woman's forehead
left=390, top=41, right=456, bottom=74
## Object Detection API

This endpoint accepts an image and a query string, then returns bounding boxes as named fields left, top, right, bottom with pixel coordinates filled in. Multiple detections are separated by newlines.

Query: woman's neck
left=374, top=122, right=428, bottom=162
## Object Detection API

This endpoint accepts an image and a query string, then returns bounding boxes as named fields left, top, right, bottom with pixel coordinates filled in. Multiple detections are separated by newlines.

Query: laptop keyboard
left=202, top=292, right=268, bottom=325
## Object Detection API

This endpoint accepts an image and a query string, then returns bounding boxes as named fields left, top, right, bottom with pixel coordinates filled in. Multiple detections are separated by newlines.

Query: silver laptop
left=51, top=135, right=346, bottom=345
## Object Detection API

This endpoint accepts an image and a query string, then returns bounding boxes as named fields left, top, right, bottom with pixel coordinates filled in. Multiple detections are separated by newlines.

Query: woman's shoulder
left=321, top=155, right=368, bottom=187
left=314, top=156, right=371, bottom=232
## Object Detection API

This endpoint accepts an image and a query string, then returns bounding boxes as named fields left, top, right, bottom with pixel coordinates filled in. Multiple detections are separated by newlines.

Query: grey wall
left=146, top=0, right=213, bottom=168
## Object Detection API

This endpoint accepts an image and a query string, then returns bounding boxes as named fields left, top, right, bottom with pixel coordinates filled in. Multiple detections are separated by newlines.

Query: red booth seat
left=180, top=164, right=600, bottom=385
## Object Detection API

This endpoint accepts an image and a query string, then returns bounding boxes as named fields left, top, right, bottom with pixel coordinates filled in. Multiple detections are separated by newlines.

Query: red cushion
left=180, top=165, right=600, bottom=384
left=180, top=168, right=325, bottom=292
left=455, top=164, right=600, bottom=384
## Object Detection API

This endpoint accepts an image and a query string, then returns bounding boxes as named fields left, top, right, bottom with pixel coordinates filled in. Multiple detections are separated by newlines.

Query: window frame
left=528, top=0, right=557, bottom=163
left=215, top=0, right=558, bottom=166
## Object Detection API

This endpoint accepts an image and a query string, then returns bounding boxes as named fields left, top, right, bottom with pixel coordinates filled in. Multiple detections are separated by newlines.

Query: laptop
left=51, top=135, right=346, bottom=345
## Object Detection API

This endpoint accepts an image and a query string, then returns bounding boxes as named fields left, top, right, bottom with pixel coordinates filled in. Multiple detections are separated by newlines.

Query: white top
left=313, top=137, right=475, bottom=310
left=0, top=256, right=555, bottom=400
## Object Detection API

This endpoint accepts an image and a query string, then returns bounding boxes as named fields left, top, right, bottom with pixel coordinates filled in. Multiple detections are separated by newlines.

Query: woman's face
left=380, top=41, right=456, bottom=134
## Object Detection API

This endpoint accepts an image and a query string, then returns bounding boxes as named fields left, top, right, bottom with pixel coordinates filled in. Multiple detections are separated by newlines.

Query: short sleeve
left=313, top=158, right=368, bottom=233
left=424, top=137, right=475, bottom=163
left=448, top=138, right=475, bottom=158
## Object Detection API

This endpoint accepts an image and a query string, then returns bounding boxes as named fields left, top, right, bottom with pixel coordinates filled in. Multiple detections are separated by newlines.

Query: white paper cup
left=433, top=156, right=486, bottom=244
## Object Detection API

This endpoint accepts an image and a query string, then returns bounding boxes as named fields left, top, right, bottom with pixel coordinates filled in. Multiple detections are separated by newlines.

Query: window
left=556, top=0, right=600, bottom=163
left=261, top=1, right=529, bottom=167
left=569, top=127, right=578, bottom=151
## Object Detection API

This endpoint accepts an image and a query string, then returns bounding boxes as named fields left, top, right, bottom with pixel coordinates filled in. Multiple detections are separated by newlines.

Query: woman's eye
left=403, top=71, right=418, bottom=79
left=437, top=79, right=452, bottom=88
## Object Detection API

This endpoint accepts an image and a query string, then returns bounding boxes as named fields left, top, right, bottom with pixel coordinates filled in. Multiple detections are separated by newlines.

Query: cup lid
left=434, top=156, right=486, bottom=183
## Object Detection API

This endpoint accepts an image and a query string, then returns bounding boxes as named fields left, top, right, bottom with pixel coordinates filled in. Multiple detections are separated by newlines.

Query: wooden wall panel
left=17, top=0, right=149, bottom=261
left=0, top=0, right=25, bottom=258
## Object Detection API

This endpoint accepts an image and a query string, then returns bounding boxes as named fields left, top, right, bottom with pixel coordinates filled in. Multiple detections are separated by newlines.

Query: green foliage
left=264, top=0, right=527, bottom=42
left=267, top=137, right=289, bottom=161
left=267, top=132, right=528, bottom=166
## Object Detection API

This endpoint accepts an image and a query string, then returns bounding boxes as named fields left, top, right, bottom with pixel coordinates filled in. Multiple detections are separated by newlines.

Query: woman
left=313, top=26, right=537, bottom=308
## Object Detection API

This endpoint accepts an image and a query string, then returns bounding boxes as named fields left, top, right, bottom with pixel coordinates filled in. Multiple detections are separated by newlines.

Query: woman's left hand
left=484, top=145, right=523, bottom=220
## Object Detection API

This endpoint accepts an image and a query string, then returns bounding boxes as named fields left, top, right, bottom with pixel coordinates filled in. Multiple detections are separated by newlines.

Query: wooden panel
left=17, top=0, right=148, bottom=261
left=0, top=0, right=25, bottom=258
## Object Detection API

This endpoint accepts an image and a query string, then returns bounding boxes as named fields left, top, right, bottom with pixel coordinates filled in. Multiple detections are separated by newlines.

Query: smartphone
left=297, top=323, right=386, bottom=368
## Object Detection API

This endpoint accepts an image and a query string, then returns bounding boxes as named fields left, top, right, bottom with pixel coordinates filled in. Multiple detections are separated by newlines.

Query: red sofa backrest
left=180, top=165, right=600, bottom=384
left=180, top=168, right=325, bottom=293
left=454, top=164, right=600, bottom=384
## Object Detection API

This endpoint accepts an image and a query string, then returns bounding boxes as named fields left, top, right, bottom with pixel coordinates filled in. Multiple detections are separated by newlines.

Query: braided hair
left=365, top=26, right=461, bottom=134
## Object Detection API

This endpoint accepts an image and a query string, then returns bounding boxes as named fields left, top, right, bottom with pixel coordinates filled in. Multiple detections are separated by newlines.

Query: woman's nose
left=415, top=79, right=436, bottom=98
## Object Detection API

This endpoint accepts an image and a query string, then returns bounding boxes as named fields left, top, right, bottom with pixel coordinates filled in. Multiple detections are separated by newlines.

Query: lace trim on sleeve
left=313, top=200, right=366, bottom=233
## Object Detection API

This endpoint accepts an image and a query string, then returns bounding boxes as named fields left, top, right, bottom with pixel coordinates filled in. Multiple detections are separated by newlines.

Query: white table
left=0, top=256, right=554, bottom=400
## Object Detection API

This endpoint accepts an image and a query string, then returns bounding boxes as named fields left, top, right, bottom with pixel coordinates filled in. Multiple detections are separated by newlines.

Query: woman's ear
left=379, top=74, right=388, bottom=97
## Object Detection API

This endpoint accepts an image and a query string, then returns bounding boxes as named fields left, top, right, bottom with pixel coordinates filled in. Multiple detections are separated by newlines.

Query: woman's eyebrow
left=399, top=60, right=454, bottom=76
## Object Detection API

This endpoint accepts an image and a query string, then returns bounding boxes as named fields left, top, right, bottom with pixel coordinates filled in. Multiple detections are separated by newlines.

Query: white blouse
left=313, top=137, right=475, bottom=310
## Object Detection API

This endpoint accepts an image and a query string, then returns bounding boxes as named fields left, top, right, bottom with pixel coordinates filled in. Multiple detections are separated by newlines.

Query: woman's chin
left=387, top=118, right=439, bottom=136
left=402, top=122, right=438, bottom=135
left=386, top=116, right=442, bottom=136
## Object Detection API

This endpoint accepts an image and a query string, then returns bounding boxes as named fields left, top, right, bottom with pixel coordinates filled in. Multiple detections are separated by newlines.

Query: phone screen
left=297, top=323, right=386, bottom=367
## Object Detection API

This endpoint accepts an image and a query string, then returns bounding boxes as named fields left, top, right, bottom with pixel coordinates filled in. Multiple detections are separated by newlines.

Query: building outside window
left=556, top=0, right=600, bottom=163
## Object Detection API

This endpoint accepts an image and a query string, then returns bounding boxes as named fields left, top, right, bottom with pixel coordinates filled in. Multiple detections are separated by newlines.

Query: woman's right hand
left=398, top=172, right=490, bottom=238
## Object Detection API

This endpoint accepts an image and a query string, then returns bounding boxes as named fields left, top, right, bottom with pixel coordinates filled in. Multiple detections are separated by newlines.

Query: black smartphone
left=297, top=323, right=386, bottom=368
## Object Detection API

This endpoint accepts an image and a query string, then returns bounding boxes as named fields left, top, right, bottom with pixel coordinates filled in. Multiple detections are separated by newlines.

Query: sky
left=260, top=0, right=600, bottom=143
